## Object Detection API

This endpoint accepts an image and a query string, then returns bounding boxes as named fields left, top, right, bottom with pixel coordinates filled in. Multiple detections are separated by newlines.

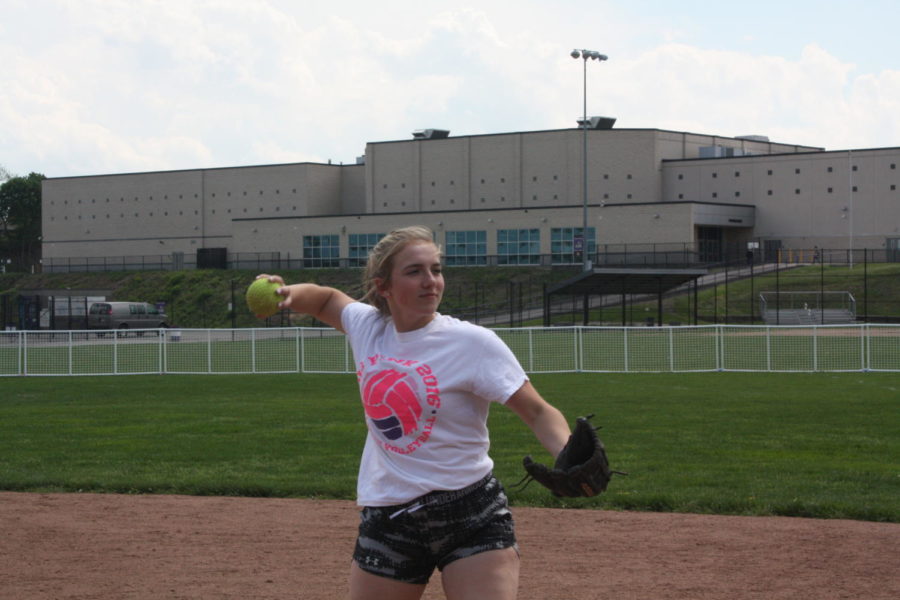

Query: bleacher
left=759, top=291, right=857, bottom=325
left=761, top=308, right=856, bottom=325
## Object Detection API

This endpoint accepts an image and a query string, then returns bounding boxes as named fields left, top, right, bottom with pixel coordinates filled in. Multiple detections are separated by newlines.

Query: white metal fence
left=2, top=324, right=899, bottom=376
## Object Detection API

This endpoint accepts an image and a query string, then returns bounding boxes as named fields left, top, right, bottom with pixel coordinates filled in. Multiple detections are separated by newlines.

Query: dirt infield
left=2, top=492, right=898, bottom=600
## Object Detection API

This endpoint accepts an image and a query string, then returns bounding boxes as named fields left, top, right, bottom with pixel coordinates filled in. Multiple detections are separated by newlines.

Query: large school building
left=41, top=124, right=900, bottom=272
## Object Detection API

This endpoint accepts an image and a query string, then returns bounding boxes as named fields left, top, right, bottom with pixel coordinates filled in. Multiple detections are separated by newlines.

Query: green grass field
left=1, top=373, right=898, bottom=522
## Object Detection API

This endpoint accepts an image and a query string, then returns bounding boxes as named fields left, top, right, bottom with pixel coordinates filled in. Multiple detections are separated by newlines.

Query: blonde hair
left=362, top=226, right=440, bottom=316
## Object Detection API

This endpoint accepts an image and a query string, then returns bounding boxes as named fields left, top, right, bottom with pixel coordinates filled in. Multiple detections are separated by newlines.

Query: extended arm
left=257, top=275, right=355, bottom=332
left=505, top=381, right=571, bottom=459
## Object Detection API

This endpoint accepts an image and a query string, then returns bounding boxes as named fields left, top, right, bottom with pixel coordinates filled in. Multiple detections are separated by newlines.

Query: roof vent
left=576, top=116, right=616, bottom=130
left=736, top=135, right=770, bottom=142
left=412, top=129, right=450, bottom=140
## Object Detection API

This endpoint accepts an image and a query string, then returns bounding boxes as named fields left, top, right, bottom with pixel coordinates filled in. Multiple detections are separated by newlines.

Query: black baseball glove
left=518, top=414, right=626, bottom=497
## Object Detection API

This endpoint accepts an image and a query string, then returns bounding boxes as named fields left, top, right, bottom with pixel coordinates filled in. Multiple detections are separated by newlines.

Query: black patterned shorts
left=352, top=473, right=518, bottom=584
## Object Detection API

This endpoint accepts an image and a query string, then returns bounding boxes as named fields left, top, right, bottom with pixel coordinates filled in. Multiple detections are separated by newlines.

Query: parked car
left=87, top=302, right=169, bottom=334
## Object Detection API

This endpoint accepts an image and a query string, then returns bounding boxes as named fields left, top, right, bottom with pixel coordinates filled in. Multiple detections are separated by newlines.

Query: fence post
left=252, top=328, right=260, bottom=374
left=668, top=327, right=674, bottom=372
left=861, top=323, right=867, bottom=372
left=813, top=326, right=819, bottom=371
left=576, top=326, right=582, bottom=372
left=716, top=325, right=723, bottom=371
left=524, top=329, right=530, bottom=372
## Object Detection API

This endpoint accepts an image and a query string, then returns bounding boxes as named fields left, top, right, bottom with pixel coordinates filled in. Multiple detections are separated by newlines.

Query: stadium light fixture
left=571, top=48, right=608, bottom=271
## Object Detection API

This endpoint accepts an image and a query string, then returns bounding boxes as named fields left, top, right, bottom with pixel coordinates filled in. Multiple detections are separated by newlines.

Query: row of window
left=676, top=163, right=897, bottom=181
left=48, top=188, right=302, bottom=206
left=381, top=174, right=637, bottom=189
left=301, top=229, right=597, bottom=267
left=674, top=183, right=899, bottom=200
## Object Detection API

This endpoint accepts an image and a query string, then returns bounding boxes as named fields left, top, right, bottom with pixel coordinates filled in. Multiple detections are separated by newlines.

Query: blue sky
left=2, top=0, right=898, bottom=179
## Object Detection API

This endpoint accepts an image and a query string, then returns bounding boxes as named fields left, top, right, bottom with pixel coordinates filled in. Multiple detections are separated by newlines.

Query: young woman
left=258, top=225, right=572, bottom=600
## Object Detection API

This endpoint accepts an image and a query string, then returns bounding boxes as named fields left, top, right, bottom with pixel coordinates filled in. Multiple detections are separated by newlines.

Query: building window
left=348, top=233, right=385, bottom=267
left=551, top=227, right=596, bottom=265
left=767, top=170, right=773, bottom=175
left=827, top=166, right=834, bottom=173
left=303, top=234, right=340, bottom=267
left=445, top=230, right=487, bottom=265
left=498, top=229, right=540, bottom=265
left=795, top=168, right=801, bottom=174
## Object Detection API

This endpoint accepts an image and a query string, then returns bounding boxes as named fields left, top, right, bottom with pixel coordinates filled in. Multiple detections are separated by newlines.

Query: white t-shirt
left=341, top=301, right=528, bottom=506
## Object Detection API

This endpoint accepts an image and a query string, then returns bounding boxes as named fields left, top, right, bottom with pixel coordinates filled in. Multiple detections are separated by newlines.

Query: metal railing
left=2, top=324, right=898, bottom=376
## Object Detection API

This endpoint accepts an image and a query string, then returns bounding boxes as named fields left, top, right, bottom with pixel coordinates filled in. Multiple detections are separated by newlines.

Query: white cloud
left=597, top=43, right=899, bottom=150
left=1, top=0, right=898, bottom=178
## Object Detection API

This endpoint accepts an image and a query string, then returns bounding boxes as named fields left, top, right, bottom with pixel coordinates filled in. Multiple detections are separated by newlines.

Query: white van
left=87, top=302, right=169, bottom=332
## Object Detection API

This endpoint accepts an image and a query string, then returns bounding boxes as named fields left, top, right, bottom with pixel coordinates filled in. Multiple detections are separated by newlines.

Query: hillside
left=0, top=266, right=579, bottom=329
left=3, top=262, right=898, bottom=329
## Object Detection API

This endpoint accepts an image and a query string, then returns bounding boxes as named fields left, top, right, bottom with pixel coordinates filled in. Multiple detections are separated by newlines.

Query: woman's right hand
left=255, top=274, right=289, bottom=310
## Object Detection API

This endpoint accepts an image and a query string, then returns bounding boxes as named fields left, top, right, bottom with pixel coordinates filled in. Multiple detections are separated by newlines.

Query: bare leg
left=440, top=547, right=520, bottom=600
left=348, top=560, right=427, bottom=600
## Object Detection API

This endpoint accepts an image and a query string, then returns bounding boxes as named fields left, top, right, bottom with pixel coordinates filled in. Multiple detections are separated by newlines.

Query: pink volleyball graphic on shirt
left=362, top=368, right=423, bottom=441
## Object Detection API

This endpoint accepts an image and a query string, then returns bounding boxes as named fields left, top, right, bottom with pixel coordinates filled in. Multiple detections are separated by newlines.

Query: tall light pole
left=571, top=48, right=607, bottom=271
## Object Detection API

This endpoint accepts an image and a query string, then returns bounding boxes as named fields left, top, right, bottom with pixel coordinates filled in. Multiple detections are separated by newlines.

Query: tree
left=0, top=172, right=44, bottom=271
